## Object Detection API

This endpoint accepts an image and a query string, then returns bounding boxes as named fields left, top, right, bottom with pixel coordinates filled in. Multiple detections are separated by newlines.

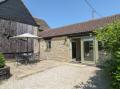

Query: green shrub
left=0, top=53, right=5, bottom=68
left=104, top=59, right=120, bottom=89
left=95, top=21, right=120, bottom=89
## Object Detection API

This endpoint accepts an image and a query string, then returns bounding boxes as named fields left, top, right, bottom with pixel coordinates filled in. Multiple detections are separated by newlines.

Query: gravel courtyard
left=0, top=61, right=109, bottom=89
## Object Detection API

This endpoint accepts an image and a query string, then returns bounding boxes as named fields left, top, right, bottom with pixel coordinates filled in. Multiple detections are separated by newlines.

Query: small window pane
left=46, top=40, right=51, bottom=49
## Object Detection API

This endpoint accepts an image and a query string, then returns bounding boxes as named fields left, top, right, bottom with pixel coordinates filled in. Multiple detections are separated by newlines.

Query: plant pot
left=0, top=66, right=10, bottom=80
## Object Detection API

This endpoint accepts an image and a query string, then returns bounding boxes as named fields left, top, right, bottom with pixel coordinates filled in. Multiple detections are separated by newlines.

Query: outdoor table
left=22, top=53, right=32, bottom=64
left=10, top=33, right=41, bottom=64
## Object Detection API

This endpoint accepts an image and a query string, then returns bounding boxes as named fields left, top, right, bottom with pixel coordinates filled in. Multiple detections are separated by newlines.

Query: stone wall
left=40, top=36, right=71, bottom=62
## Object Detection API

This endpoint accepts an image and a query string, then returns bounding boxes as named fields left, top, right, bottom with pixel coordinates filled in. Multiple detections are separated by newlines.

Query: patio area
left=5, top=60, right=62, bottom=80
left=0, top=60, right=109, bottom=89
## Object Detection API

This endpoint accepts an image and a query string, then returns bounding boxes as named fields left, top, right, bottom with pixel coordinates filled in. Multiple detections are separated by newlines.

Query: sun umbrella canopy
left=10, top=33, right=41, bottom=61
left=10, top=33, right=40, bottom=39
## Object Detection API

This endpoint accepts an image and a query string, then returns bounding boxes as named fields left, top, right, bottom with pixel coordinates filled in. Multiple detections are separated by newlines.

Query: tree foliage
left=96, top=21, right=120, bottom=54
left=95, top=21, right=120, bottom=89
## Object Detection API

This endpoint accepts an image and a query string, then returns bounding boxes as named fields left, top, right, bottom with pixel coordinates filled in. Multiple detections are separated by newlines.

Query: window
left=84, top=40, right=94, bottom=61
left=46, top=40, right=51, bottom=49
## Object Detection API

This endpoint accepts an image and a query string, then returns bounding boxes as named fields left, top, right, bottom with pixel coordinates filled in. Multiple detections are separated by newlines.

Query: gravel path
left=0, top=63, right=109, bottom=89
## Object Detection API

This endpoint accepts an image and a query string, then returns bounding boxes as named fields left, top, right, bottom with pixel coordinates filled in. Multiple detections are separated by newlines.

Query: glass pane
left=84, top=40, right=94, bottom=61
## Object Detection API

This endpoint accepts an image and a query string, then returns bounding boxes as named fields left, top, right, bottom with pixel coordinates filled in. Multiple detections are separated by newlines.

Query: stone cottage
left=39, top=14, right=120, bottom=64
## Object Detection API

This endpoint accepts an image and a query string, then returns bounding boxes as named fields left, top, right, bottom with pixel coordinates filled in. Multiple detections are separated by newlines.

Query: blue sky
left=23, top=0, right=120, bottom=28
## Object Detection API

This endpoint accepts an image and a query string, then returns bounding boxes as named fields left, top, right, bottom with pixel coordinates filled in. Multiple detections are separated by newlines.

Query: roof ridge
left=39, top=13, right=120, bottom=38
left=50, top=13, right=120, bottom=31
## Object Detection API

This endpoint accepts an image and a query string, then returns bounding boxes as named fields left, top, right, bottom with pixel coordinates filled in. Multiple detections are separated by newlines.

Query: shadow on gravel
left=73, top=69, right=110, bottom=89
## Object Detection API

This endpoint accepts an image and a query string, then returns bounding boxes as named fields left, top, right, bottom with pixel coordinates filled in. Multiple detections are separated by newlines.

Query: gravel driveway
left=0, top=63, right=109, bottom=89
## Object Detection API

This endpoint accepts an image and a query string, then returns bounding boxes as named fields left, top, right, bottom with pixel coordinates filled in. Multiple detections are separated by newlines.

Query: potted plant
left=0, top=53, right=10, bottom=80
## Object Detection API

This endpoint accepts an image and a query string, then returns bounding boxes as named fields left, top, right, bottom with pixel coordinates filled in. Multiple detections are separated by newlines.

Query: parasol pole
left=27, top=37, right=28, bottom=55
left=38, top=39, right=40, bottom=60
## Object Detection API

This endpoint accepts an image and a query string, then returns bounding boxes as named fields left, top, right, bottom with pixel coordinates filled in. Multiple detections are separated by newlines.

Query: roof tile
left=39, top=14, right=120, bottom=38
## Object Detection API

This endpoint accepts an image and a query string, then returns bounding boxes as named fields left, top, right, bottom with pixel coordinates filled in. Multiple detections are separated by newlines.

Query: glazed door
left=81, top=37, right=95, bottom=63
left=83, top=40, right=94, bottom=61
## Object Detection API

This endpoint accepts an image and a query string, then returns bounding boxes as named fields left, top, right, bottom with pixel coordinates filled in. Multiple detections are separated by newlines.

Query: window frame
left=45, top=39, right=52, bottom=50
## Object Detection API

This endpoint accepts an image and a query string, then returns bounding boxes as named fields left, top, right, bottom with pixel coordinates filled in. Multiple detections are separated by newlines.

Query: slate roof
left=0, top=0, right=37, bottom=26
left=39, top=14, right=120, bottom=38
